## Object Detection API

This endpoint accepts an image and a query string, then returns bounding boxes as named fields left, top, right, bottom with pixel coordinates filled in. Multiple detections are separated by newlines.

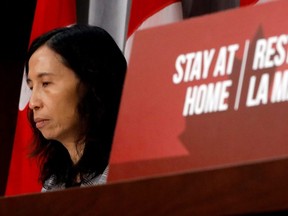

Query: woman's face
left=27, top=45, right=82, bottom=145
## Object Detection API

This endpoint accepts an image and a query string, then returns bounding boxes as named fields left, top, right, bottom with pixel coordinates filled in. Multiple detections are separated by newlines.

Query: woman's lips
left=34, top=118, right=48, bottom=129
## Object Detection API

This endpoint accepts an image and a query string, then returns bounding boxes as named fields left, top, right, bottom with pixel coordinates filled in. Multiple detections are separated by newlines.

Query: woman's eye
left=42, top=82, right=50, bottom=87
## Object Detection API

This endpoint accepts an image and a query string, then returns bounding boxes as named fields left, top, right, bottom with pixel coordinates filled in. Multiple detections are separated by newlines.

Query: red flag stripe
left=29, top=0, right=76, bottom=44
left=240, top=0, right=260, bottom=6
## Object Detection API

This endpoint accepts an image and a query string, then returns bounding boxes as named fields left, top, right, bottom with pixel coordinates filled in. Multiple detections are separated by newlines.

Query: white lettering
left=271, top=70, right=288, bottom=103
left=246, top=74, right=269, bottom=107
left=183, top=80, right=232, bottom=116
left=252, top=35, right=288, bottom=70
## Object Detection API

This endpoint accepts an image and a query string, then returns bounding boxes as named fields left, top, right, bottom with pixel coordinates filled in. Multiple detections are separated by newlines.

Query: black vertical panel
left=0, top=0, right=36, bottom=196
left=76, top=0, right=89, bottom=24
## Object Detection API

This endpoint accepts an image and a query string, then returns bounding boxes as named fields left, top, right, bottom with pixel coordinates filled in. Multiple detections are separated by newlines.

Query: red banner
left=109, top=0, right=288, bottom=182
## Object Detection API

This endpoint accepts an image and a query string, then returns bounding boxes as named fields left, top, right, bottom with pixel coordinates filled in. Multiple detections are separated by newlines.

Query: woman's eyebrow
left=27, top=72, right=55, bottom=84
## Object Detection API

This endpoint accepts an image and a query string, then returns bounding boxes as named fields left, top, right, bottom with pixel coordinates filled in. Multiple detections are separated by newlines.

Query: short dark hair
left=26, top=24, right=127, bottom=187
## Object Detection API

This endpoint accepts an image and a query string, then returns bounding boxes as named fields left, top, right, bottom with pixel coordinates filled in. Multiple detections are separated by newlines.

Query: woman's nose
left=29, top=89, right=42, bottom=110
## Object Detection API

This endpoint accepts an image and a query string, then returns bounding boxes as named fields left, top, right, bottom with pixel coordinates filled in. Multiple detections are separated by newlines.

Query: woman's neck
left=62, top=140, right=85, bottom=164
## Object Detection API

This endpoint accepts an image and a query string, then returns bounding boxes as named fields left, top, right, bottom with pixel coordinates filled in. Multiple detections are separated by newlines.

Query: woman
left=26, top=24, right=127, bottom=191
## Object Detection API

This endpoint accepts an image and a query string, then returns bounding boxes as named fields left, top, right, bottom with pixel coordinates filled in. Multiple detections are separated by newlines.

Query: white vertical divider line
left=234, top=40, right=250, bottom=110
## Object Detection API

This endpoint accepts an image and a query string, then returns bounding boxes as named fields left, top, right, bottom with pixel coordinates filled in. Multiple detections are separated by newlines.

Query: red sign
left=109, top=0, right=288, bottom=182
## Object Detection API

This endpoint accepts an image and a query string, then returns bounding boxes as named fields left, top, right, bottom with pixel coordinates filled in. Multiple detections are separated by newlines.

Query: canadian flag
left=5, top=0, right=76, bottom=196
left=86, top=0, right=183, bottom=62
left=124, top=0, right=183, bottom=62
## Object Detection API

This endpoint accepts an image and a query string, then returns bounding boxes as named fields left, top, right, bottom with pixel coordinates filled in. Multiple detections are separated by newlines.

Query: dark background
left=0, top=0, right=36, bottom=196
